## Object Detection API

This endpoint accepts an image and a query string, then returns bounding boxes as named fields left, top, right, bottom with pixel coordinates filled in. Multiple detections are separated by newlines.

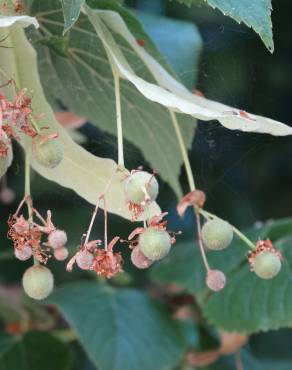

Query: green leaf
left=61, top=0, right=85, bottom=34
left=0, top=24, right=159, bottom=219
left=29, top=0, right=195, bottom=197
left=151, top=218, right=292, bottom=333
left=0, top=331, right=71, bottom=370
left=48, top=282, right=185, bottom=370
left=171, top=0, right=274, bottom=52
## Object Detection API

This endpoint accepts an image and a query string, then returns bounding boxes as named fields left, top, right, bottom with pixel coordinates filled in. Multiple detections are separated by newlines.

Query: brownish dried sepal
left=177, top=190, right=206, bottom=217
left=67, top=237, right=123, bottom=279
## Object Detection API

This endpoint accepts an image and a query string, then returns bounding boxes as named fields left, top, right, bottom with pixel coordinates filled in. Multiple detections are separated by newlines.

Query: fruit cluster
left=1, top=81, right=283, bottom=301
left=177, top=189, right=283, bottom=292
left=67, top=170, right=179, bottom=279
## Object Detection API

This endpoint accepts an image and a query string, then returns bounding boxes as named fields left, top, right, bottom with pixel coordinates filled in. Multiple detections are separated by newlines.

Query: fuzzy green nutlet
left=139, top=227, right=171, bottom=261
left=254, top=251, right=281, bottom=279
left=32, top=133, right=63, bottom=168
left=124, top=171, right=159, bottom=205
left=202, top=219, right=233, bottom=250
left=22, top=265, right=54, bottom=300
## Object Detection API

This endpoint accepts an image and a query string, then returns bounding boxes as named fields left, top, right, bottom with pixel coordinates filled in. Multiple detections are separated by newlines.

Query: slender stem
left=195, top=212, right=210, bottom=271
left=84, top=198, right=101, bottom=246
left=169, top=109, right=196, bottom=191
left=170, top=108, right=256, bottom=255
left=199, top=209, right=256, bottom=251
left=113, top=71, right=124, bottom=167
left=24, top=142, right=31, bottom=199
left=84, top=168, right=118, bottom=246
left=24, top=139, right=39, bottom=265
left=103, top=197, right=108, bottom=250
left=169, top=109, right=212, bottom=269
left=29, top=116, right=41, bottom=134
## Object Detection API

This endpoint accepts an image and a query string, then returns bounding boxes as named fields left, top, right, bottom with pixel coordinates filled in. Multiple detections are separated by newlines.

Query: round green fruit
left=139, top=227, right=171, bottom=261
left=22, top=265, right=54, bottom=300
left=202, top=219, right=233, bottom=251
left=124, top=171, right=159, bottom=205
left=32, top=134, right=63, bottom=168
left=254, top=251, right=281, bottom=279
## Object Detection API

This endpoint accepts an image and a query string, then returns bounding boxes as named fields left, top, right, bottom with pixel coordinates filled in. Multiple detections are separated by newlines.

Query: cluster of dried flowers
left=8, top=196, right=68, bottom=264
left=0, top=79, right=63, bottom=179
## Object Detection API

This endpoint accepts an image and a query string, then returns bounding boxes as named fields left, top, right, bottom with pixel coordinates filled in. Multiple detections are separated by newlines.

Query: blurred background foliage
left=1, top=0, right=292, bottom=369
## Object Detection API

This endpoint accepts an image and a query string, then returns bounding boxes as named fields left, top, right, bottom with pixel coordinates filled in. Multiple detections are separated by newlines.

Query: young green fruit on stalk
left=254, top=251, right=281, bottom=279
left=202, top=219, right=233, bottom=250
left=139, top=227, right=171, bottom=261
left=124, top=171, right=159, bottom=205
left=32, top=133, right=63, bottom=168
left=22, top=265, right=54, bottom=300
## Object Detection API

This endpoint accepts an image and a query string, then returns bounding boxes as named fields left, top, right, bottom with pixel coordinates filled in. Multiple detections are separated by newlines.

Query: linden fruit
left=254, top=251, right=281, bottom=279
left=202, top=219, right=233, bottom=251
left=124, top=171, right=159, bottom=205
left=32, top=134, right=63, bottom=168
left=139, top=227, right=171, bottom=261
left=22, top=265, right=54, bottom=300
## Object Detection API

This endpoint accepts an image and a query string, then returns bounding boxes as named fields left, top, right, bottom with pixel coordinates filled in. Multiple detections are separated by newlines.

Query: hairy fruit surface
left=139, top=227, right=171, bottom=261
left=202, top=219, right=233, bottom=251
left=22, top=265, right=54, bottom=300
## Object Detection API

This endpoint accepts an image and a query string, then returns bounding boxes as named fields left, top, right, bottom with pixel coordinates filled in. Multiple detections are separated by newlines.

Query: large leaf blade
left=48, top=283, right=185, bottom=370
left=171, top=0, right=274, bottom=52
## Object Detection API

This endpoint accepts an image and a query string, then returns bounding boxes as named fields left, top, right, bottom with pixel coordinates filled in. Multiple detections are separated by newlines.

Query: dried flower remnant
left=8, top=197, right=68, bottom=264
left=177, top=190, right=206, bottom=217
left=67, top=238, right=122, bottom=278
left=92, top=237, right=123, bottom=278
left=0, top=80, right=37, bottom=138
left=248, top=239, right=282, bottom=279
left=0, top=79, right=63, bottom=167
